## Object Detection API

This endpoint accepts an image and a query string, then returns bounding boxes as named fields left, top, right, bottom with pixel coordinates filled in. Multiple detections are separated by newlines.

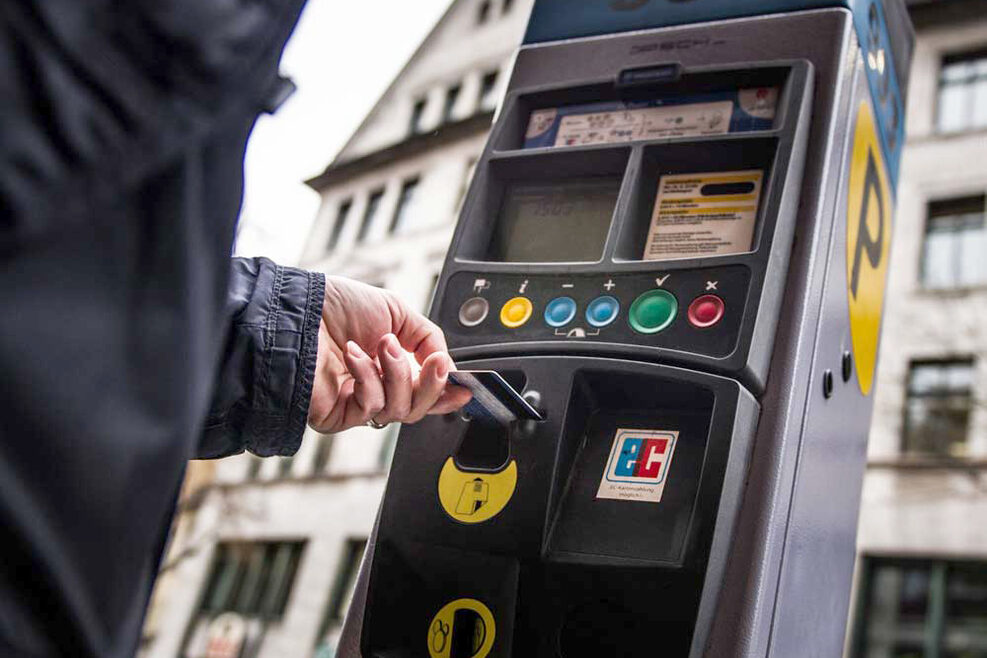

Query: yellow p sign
left=846, top=101, right=893, bottom=396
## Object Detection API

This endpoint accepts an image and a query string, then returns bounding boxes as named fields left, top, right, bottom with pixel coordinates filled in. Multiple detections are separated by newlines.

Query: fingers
left=341, top=341, right=385, bottom=427
left=374, top=334, right=413, bottom=424
left=406, top=352, right=452, bottom=423
left=427, top=385, right=473, bottom=416
left=388, top=294, right=449, bottom=365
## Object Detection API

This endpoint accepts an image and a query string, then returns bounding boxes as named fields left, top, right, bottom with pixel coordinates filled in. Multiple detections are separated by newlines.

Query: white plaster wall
left=337, top=0, right=532, bottom=162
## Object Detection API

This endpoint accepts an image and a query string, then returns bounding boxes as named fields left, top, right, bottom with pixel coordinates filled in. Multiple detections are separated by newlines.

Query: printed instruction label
left=596, top=428, right=678, bottom=504
left=550, top=100, right=733, bottom=147
left=643, top=169, right=763, bottom=260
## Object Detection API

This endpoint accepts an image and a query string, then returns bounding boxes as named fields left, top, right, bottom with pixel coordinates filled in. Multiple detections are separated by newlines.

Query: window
left=921, top=195, right=987, bottom=290
left=479, top=70, right=499, bottom=111
left=313, top=539, right=368, bottom=657
left=389, top=177, right=420, bottom=235
left=326, top=200, right=352, bottom=251
left=902, top=359, right=975, bottom=458
left=937, top=48, right=987, bottom=133
left=852, top=557, right=987, bottom=658
left=312, top=435, right=334, bottom=475
left=477, top=0, right=492, bottom=25
left=356, top=189, right=385, bottom=243
left=198, top=542, right=305, bottom=619
left=443, top=85, right=461, bottom=124
left=409, top=98, right=427, bottom=135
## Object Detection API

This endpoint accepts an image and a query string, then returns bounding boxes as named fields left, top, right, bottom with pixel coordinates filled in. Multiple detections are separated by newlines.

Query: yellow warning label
left=438, top=458, right=517, bottom=524
left=428, top=598, right=496, bottom=658
left=846, top=100, right=893, bottom=396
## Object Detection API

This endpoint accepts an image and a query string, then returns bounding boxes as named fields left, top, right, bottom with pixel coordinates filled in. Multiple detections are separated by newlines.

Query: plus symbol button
left=604, top=279, right=616, bottom=291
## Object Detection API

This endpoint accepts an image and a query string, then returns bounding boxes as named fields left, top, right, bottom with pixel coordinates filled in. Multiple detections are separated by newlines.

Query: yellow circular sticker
left=846, top=100, right=893, bottom=396
left=437, top=458, right=517, bottom=524
left=428, top=598, right=496, bottom=658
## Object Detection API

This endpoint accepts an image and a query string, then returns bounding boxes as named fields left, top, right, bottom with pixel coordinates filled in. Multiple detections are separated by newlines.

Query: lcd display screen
left=487, top=178, right=620, bottom=262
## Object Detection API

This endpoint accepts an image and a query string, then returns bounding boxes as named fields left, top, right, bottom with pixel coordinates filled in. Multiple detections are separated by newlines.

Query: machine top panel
left=524, top=0, right=912, bottom=185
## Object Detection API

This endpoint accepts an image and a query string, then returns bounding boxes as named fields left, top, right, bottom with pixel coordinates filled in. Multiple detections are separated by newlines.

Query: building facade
left=142, top=1, right=987, bottom=657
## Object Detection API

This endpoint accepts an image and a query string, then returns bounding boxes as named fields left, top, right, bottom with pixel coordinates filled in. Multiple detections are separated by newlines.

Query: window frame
left=919, top=194, right=987, bottom=291
left=389, top=177, right=421, bottom=235
left=479, top=69, right=500, bottom=111
left=851, top=555, right=987, bottom=658
left=409, top=97, right=428, bottom=135
left=326, top=199, right=353, bottom=252
left=443, top=84, right=462, bottom=124
left=477, top=0, right=492, bottom=25
left=900, top=358, right=976, bottom=459
left=935, top=46, right=987, bottom=134
left=356, top=188, right=386, bottom=243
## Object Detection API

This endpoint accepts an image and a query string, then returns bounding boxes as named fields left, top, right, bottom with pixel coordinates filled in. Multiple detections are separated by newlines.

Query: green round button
left=629, top=289, right=678, bottom=334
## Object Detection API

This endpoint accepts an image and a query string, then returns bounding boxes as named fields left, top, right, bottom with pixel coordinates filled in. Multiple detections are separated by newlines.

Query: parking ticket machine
left=339, top=2, right=913, bottom=656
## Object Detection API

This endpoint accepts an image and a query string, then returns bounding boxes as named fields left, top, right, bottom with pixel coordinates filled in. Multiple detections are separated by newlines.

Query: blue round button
left=544, top=296, right=577, bottom=327
left=586, top=295, right=620, bottom=328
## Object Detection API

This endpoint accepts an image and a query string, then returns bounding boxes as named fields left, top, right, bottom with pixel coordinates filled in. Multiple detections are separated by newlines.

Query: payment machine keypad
left=442, top=267, right=749, bottom=359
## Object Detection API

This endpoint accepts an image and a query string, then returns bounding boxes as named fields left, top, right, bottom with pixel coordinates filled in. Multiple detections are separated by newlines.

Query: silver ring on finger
left=366, top=418, right=388, bottom=430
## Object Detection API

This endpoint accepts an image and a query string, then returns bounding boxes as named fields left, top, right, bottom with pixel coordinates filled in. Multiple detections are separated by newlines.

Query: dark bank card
left=448, top=370, right=544, bottom=425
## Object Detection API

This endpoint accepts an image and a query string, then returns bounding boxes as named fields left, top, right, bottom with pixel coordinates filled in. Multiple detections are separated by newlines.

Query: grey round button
left=458, top=297, right=489, bottom=327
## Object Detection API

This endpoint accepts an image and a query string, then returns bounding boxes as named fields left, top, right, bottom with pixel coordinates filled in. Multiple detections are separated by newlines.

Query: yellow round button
left=500, top=296, right=533, bottom=328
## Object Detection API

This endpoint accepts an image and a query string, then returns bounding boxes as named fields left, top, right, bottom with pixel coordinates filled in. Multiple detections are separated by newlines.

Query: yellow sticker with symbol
left=846, top=100, right=893, bottom=396
left=428, top=598, right=496, bottom=658
left=437, top=458, right=517, bottom=524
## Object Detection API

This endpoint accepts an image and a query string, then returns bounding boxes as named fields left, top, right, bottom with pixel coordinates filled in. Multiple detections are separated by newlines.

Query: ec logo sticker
left=438, top=458, right=517, bottom=524
left=846, top=100, right=893, bottom=396
left=428, top=598, right=496, bottom=658
left=596, top=429, right=678, bottom=503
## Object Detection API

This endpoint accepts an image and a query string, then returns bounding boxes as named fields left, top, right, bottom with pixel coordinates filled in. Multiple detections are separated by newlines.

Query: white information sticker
left=596, top=428, right=679, bottom=504
left=643, top=169, right=763, bottom=260
left=552, top=100, right=733, bottom=147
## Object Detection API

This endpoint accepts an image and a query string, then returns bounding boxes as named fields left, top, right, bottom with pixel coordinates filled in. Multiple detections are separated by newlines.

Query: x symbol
left=706, top=281, right=718, bottom=291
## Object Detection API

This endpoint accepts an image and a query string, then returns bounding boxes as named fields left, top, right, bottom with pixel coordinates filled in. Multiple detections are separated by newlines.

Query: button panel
left=440, top=268, right=747, bottom=358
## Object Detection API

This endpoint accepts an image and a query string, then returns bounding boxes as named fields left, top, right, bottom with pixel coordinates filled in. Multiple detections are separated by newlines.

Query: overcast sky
left=234, top=0, right=452, bottom=264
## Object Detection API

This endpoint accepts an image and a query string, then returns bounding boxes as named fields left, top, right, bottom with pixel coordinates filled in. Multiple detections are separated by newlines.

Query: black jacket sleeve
left=198, top=257, right=326, bottom=459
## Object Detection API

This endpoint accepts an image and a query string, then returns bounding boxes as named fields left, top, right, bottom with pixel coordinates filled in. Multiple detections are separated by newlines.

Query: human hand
left=307, top=277, right=472, bottom=433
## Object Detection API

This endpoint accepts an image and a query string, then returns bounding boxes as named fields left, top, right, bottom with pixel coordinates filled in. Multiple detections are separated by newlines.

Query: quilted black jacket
left=0, top=1, right=319, bottom=656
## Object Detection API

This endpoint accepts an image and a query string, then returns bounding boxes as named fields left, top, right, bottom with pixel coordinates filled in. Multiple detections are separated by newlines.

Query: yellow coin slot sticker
left=846, top=100, right=893, bottom=396
left=438, top=458, right=517, bottom=524
left=428, top=598, right=496, bottom=658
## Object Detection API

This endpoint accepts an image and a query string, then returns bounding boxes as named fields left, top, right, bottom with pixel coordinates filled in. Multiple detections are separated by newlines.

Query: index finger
left=389, top=294, right=449, bottom=364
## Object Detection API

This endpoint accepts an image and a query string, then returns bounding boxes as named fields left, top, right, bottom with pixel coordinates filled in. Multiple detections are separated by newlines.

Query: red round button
left=687, top=294, right=725, bottom=328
